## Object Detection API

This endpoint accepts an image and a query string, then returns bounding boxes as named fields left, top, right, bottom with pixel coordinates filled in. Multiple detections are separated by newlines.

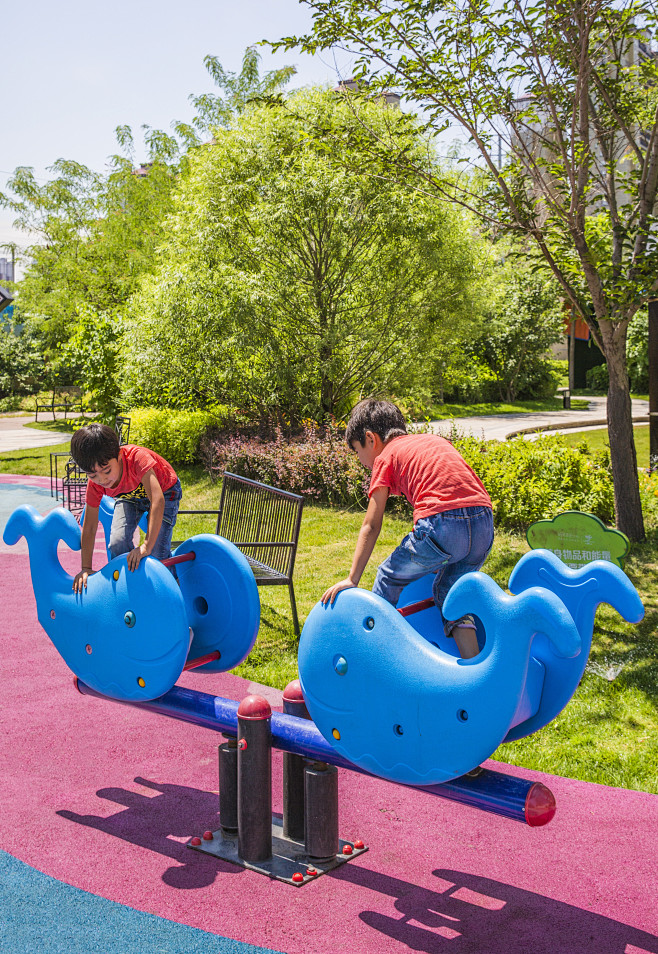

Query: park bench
left=35, top=387, right=85, bottom=423
left=177, top=472, right=305, bottom=635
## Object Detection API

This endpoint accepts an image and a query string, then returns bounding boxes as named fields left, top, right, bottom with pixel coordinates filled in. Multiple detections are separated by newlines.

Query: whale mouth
left=300, top=683, right=353, bottom=717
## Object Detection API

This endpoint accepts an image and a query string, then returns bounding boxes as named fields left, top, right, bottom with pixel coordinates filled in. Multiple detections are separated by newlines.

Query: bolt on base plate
left=187, top=815, right=367, bottom=886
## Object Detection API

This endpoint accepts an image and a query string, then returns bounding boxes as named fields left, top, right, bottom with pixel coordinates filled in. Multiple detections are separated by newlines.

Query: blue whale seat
left=298, top=553, right=644, bottom=786
left=3, top=506, right=260, bottom=701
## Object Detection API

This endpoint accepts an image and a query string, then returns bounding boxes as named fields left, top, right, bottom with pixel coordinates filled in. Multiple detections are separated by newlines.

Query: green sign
left=526, top=511, right=630, bottom=569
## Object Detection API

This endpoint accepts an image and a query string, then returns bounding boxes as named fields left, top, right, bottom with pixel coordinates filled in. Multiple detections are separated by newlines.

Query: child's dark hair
left=345, top=399, right=407, bottom=447
left=70, top=423, right=120, bottom=473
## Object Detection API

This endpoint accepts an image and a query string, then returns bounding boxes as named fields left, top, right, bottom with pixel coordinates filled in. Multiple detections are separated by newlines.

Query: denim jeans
left=372, top=506, right=494, bottom=633
left=109, top=479, right=182, bottom=563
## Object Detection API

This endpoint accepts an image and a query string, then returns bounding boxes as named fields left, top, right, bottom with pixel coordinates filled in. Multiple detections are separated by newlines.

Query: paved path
left=430, top=395, right=649, bottom=441
left=0, top=414, right=71, bottom=452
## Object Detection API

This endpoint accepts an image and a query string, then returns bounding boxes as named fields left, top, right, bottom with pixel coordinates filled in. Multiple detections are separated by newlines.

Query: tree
left=174, top=45, right=298, bottom=144
left=0, top=47, right=298, bottom=408
left=475, top=269, right=564, bottom=403
left=123, top=89, right=483, bottom=424
left=276, top=0, right=658, bottom=539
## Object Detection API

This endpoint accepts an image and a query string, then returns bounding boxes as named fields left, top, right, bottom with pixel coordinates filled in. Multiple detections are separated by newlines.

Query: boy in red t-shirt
left=70, top=423, right=182, bottom=593
left=321, top=399, right=493, bottom=658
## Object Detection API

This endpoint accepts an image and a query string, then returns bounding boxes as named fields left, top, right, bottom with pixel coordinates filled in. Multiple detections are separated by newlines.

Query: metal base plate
left=187, top=815, right=367, bottom=885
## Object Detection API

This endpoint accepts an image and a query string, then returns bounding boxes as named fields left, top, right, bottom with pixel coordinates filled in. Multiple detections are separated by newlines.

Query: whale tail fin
left=509, top=549, right=644, bottom=651
left=3, top=505, right=81, bottom=589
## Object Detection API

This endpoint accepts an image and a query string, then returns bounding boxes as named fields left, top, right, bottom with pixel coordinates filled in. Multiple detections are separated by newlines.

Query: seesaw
left=3, top=504, right=645, bottom=885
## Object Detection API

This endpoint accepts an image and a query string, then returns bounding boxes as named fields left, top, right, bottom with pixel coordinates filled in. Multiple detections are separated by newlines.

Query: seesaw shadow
left=332, top=863, right=658, bottom=954
left=57, top=776, right=242, bottom=889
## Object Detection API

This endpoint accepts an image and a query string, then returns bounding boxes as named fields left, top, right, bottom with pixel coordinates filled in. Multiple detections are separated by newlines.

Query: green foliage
left=0, top=326, right=43, bottom=396
left=437, top=263, right=564, bottom=403
left=176, top=46, right=297, bottom=143
left=454, top=434, right=615, bottom=529
left=124, top=89, right=483, bottom=423
left=58, top=308, right=122, bottom=420
left=2, top=155, right=177, bottom=353
left=129, top=407, right=225, bottom=464
left=473, top=270, right=564, bottom=402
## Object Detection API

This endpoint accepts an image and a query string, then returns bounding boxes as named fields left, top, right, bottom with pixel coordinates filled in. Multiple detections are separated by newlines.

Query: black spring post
left=304, top=762, right=339, bottom=863
left=282, top=679, right=310, bottom=841
left=218, top=736, right=238, bottom=833
left=237, top=694, right=272, bottom=864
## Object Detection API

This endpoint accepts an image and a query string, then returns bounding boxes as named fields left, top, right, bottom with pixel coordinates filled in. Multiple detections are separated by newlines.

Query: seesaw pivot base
left=187, top=815, right=367, bottom=886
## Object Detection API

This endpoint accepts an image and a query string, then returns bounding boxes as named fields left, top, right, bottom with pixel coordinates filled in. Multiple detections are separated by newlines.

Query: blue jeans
left=109, top=480, right=182, bottom=563
left=372, top=506, right=494, bottom=633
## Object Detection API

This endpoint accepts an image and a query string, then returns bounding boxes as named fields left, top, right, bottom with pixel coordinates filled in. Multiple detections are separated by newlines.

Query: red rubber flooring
left=1, top=477, right=657, bottom=953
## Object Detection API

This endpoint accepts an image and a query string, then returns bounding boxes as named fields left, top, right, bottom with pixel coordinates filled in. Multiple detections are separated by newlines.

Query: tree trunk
left=600, top=320, right=645, bottom=541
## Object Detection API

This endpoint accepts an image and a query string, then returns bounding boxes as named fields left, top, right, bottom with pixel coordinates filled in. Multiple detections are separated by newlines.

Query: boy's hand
left=127, top=543, right=149, bottom=571
left=321, top=578, right=356, bottom=605
left=73, top=570, right=94, bottom=593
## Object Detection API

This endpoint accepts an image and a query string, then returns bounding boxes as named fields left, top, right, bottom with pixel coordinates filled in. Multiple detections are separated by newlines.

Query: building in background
left=0, top=257, right=14, bottom=283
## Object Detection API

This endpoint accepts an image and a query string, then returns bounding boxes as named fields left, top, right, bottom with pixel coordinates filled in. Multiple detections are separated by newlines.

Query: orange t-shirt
left=368, top=434, right=491, bottom=524
left=85, top=444, right=178, bottom=507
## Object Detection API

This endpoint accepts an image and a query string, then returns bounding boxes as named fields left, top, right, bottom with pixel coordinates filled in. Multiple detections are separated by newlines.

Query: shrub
left=454, top=434, right=615, bottom=528
left=206, top=426, right=368, bottom=506
left=0, top=327, right=43, bottom=396
left=206, top=426, right=615, bottom=528
left=586, top=363, right=609, bottom=390
left=129, top=407, right=226, bottom=464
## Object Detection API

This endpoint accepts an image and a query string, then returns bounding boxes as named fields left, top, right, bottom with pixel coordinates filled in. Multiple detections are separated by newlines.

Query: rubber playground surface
left=1, top=474, right=657, bottom=954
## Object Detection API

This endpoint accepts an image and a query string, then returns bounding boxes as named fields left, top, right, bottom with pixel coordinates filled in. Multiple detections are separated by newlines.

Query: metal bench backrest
left=218, top=473, right=304, bottom=581
left=115, top=415, right=131, bottom=445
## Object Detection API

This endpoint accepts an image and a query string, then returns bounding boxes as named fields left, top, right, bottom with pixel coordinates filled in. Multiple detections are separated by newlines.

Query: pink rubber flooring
left=1, top=477, right=657, bottom=953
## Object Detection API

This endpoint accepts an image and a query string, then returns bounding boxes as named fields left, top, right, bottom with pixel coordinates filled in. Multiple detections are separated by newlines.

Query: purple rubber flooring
left=1, top=476, right=657, bottom=953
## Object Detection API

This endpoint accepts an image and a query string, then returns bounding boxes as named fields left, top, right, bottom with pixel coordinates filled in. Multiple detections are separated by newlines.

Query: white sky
left=1, top=0, right=356, bottom=253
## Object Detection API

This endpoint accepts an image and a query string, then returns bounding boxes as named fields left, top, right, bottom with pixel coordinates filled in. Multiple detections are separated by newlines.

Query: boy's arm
left=321, top=486, right=389, bottom=605
left=127, top=468, right=164, bottom=571
left=73, top=505, right=99, bottom=593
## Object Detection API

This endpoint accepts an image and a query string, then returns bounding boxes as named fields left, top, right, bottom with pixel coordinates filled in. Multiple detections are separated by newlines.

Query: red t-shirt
left=368, top=433, right=491, bottom=524
left=85, top=444, right=178, bottom=507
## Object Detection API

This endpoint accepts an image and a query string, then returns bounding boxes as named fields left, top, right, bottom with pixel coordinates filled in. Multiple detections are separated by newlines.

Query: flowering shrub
left=206, top=426, right=368, bottom=506
left=207, top=427, right=618, bottom=529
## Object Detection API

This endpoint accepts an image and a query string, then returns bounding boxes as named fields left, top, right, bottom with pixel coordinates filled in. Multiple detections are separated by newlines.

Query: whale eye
left=124, top=611, right=136, bottom=628
left=457, top=709, right=469, bottom=722
left=333, top=655, right=348, bottom=675
left=364, top=617, right=375, bottom=631
left=393, top=724, right=404, bottom=736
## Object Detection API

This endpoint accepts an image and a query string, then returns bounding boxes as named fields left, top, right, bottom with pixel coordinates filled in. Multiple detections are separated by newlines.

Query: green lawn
left=424, top=396, right=589, bottom=419
left=560, top=424, right=650, bottom=468
left=2, top=439, right=656, bottom=794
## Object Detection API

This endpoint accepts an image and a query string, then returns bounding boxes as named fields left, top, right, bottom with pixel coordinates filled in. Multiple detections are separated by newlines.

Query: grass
left=423, top=396, right=590, bottom=419
left=560, top=424, right=650, bottom=468
left=2, top=439, right=657, bottom=794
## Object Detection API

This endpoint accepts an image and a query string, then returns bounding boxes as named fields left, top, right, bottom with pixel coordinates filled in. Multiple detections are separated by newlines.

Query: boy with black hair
left=321, top=399, right=494, bottom=659
left=70, top=423, right=182, bottom=594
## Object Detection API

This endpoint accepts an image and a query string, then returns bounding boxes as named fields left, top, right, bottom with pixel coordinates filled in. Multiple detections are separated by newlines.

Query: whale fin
left=443, top=571, right=582, bottom=660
